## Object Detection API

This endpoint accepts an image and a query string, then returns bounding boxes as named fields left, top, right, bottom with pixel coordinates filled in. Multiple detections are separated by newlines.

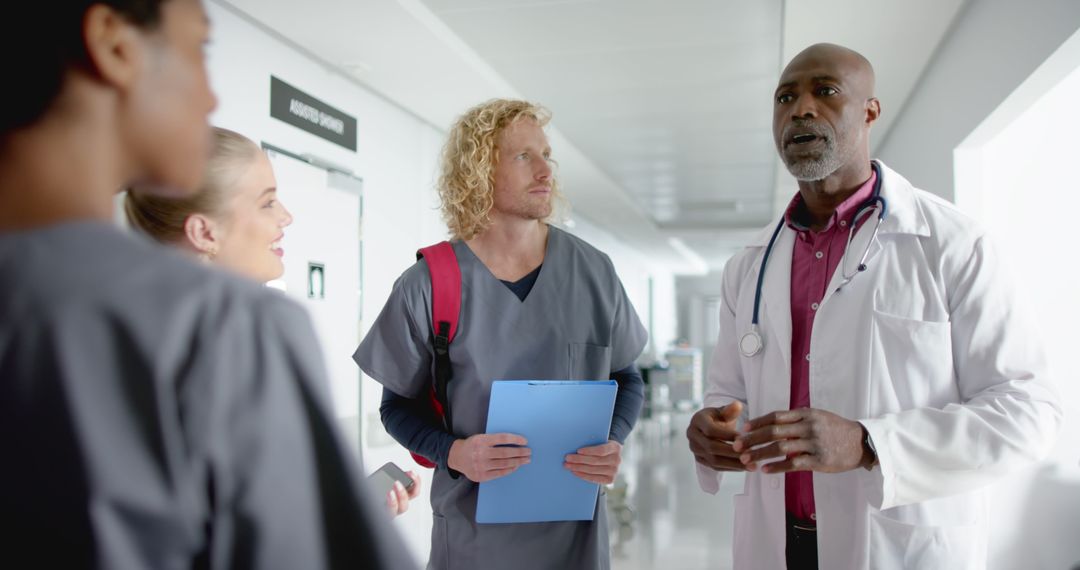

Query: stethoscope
left=739, top=162, right=889, bottom=358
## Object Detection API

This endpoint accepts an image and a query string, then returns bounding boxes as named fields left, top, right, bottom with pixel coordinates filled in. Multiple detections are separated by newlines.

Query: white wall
left=875, top=0, right=1080, bottom=201
left=266, top=152, right=362, bottom=428
left=650, top=273, right=677, bottom=360
left=954, top=28, right=1080, bottom=569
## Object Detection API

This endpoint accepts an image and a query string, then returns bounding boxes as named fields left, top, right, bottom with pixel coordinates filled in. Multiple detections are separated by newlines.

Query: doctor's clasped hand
left=687, top=401, right=748, bottom=472
left=734, top=409, right=873, bottom=473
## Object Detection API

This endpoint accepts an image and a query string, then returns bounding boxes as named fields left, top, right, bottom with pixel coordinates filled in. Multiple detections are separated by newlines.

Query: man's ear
left=865, top=97, right=882, bottom=126
left=183, top=213, right=221, bottom=257
left=82, top=4, right=147, bottom=91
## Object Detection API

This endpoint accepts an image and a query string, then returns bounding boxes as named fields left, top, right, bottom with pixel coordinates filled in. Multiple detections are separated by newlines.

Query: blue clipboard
left=476, top=380, right=617, bottom=524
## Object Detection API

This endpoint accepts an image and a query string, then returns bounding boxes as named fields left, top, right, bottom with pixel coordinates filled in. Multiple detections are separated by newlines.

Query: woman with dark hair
left=0, top=2, right=414, bottom=568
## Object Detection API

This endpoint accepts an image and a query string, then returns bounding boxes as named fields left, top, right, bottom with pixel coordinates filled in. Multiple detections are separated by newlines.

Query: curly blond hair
left=438, top=98, right=565, bottom=240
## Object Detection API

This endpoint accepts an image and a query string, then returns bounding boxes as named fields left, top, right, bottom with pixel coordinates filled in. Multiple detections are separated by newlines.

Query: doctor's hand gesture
left=687, top=401, right=748, bottom=472
left=565, top=441, right=623, bottom=484
left=733, top=408, right=874, bottom=473
left=448, top=433, right=532, bottom=483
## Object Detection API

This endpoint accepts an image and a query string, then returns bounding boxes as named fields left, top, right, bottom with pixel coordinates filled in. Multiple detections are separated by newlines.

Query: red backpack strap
left=411, top=241, right=461, bottom=470
left=417, top=241, right=460, bottom=342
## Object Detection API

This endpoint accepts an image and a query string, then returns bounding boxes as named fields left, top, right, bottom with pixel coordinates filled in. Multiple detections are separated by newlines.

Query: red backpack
left=411, top=241, right=461, bottom=468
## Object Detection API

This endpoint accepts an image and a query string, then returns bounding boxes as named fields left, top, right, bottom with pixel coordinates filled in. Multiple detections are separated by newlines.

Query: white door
left=266, top=149, right=362, bottom=449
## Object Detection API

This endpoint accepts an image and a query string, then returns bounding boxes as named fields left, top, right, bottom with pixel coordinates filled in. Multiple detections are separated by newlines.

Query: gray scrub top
left=0, top=222, right=415, bottom=570
left=355, top=225, right=648, bottom=570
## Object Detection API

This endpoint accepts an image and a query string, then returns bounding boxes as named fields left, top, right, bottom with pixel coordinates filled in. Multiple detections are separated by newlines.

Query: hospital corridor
left=608, top=414, right=743, bottom=570
left=2, top=0, right=1080, bottom=569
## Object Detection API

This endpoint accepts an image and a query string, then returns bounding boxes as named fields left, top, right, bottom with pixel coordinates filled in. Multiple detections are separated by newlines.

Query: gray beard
left=784, top=142, right=844, bottom=181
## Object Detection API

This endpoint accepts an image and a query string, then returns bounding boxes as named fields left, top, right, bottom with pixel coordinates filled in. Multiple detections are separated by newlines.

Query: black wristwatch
left=861, top=425, right=879, bottom=470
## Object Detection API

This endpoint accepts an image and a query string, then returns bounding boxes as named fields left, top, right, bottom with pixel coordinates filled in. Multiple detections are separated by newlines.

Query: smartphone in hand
left=368, top=461, right=415, bottom=500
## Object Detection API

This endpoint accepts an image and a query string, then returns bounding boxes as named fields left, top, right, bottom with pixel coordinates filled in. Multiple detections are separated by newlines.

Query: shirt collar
left=783, top=168, right=878, bottom=233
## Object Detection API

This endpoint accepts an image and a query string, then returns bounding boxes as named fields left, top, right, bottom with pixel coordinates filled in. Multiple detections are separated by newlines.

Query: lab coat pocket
left=870, top=310, right=954, bottom=411
left=429, top=513, right=450, bottom=570
left=868, top=511, right=985, bottom=570
left=568, top=342, right=612, bottom=381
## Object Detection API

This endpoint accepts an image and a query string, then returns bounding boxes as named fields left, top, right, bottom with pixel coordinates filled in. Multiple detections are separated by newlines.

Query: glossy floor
left=609, top=412, right=743, bottom=570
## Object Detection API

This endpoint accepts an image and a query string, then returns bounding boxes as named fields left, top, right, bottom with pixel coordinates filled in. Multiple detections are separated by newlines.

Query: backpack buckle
left=434, top=321, right=450, bottom=355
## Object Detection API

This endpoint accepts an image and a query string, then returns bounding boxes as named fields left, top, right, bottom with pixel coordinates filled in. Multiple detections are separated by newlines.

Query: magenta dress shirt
left=783, top=169, right=877, bottom=522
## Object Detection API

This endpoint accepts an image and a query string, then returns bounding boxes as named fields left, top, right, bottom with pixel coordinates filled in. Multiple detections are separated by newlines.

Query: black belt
left=788, top=513, right=817, bottom=532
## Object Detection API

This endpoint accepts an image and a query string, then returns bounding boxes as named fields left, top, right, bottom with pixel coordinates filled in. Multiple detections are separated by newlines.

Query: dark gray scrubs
left=0, top=222, right=416, bottom=570
left=355, top=225, right=648, bottom=570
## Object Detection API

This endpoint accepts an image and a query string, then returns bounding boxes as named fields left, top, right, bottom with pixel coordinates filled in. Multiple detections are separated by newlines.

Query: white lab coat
left=696, top=161, right=1061, bottom=570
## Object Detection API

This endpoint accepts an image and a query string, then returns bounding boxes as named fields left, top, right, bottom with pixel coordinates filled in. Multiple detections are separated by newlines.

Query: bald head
left=782, top=43, right=876, bottom=99
left=772, top=43, right=881, bottom=184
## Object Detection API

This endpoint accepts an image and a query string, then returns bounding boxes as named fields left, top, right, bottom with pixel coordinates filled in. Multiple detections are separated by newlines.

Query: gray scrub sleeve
left=353, top=270, right=433, bottom=399
left=607, top=266, right=649, bottom=372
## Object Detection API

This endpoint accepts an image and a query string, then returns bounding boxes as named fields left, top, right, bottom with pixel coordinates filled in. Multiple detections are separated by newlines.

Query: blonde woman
left=126, top=127, right=422, bottom=516
left=354, top=99, right=647, bottom=570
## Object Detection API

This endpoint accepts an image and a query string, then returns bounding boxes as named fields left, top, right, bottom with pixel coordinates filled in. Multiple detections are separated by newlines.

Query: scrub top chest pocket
left=568, top=342, right=612, bottom=381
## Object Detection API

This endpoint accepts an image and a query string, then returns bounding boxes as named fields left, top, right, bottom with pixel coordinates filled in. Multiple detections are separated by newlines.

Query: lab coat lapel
left=875, top=160, right=930, bottom=238
left=821, top=160, right=929, bottom=303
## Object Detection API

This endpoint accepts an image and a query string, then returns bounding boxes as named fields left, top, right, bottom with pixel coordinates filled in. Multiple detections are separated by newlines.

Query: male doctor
left=686, top=43, right=1061, bottom=570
